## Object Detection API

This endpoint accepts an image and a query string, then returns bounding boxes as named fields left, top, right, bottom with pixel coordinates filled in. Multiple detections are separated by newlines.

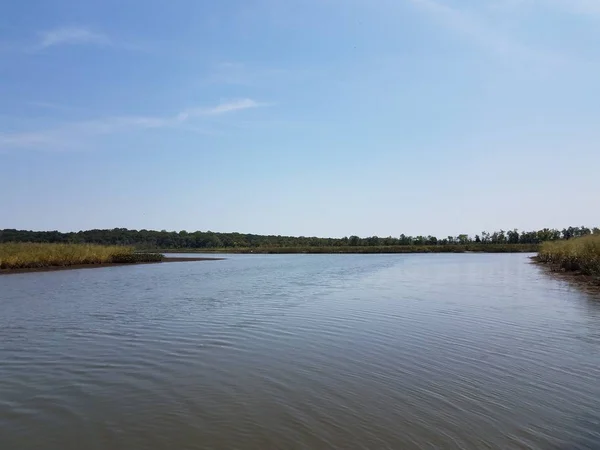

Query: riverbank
left=533, top=235, right=600, bottom=287
left=536, top=235, right=600, bottom=274
left=0, top=243, right=222, bottom=275
left=0, top=256, right=223, bottom=275
left=154, top=244, right=539, bottom=254
left=532, top=256, right=600, bottom=289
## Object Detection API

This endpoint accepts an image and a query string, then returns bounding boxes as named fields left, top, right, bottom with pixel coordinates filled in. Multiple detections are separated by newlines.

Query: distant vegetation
left=192, top=244, right=538, bottom=254
left=0, top=243, right=162, bottom=270
left=537, top=234, right=600, bottom=277
left=1, top=226, right=598, bottom=252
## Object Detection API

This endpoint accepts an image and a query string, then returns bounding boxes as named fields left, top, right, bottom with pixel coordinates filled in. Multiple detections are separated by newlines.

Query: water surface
left=1, top=254, right=599, bottom=449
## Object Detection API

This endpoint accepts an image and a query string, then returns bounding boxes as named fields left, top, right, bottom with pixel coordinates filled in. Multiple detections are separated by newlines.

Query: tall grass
left=0, top=243, right=162, bottom=270
left=537, top=234, right=600, bottom=276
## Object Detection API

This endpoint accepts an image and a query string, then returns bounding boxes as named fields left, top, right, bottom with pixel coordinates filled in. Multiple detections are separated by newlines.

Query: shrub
left=538, top=235, right=600, bottom=276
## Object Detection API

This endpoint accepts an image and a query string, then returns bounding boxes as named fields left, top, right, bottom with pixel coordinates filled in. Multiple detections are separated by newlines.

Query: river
left=1, top=253, right=599, bottom=449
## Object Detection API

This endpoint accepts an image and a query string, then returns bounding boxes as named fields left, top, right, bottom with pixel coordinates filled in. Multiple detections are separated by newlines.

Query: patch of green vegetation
left=0, top=243, right=163, bottom=270
left=2, top=226, right=598, bottom=251
left=179, top=244, right=539, bottom=254
left=537, top=235, right=600, bottom=276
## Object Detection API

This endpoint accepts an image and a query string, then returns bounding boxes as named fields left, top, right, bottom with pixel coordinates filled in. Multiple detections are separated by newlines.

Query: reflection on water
left=1, top=254, right=600, bottom=449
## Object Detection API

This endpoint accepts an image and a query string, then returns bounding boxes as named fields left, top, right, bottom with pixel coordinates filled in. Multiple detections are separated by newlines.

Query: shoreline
left=154, top=245, right=539, bottom=254
left=0, top=256, right=224, bottom=276
left=530, top=256, right=600, bottom=289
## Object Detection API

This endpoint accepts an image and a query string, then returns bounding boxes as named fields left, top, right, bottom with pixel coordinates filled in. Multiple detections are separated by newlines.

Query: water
left=1, top=254, right=599, bottom=450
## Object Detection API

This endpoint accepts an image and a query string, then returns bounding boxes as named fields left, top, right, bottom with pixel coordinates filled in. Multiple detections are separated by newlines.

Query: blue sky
left=1, top=0, right=599, bottom=237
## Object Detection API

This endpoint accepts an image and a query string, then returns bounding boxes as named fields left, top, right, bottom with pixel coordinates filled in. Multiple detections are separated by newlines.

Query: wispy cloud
left=200, top=98, right=265, bottom=115
left=408, top=0, right=519, bottom=53
left=492, top=0, right=600, bottom=16
left=37, top=27, right=110, bottom=49
left=32, top=26, right=150, bottom=52
left=407, top=0, right=563, bottom=64
left=0, top=99, right=268, bottom=151
left=172, top=99, right=269, bottom=122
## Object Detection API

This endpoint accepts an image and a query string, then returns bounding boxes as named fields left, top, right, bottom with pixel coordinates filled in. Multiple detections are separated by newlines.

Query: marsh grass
left=0, top=243, right=162, bottom=270
left=538, top=235, right=600, bottom=276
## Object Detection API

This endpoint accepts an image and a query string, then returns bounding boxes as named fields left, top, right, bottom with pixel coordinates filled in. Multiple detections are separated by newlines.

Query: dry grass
left=538, top=234, right=600, bottom=276
left=0, top=243, right=136, bottom=269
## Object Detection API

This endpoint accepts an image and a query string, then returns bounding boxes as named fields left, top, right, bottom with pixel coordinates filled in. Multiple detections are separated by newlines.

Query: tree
left=399, top=234, right=411, bottom=245
left=562, top=227, right=577, bottom=240
left=365, top=236, right=380, bottom=246
left=426, top=236, right=438, bottom=245
left=382, top=236, right=398, bottom=246
left=414, top=236, right=425, bottom=245
left=507, top=229, right=520, bottom=244
left=1, top=225, right=597, bottom=250
left=520, top=231, right=538, bottom=244
left=491, top=230, right=506, bottom=244
left=579, top=226, right=591, bottom=236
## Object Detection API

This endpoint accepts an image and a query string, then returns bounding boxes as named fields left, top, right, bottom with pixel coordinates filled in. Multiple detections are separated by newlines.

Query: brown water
left=1, top=254, right=599, bottom=450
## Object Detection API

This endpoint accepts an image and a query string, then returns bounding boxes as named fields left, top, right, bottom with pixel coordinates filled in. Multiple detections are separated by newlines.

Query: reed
left=0, top=243, right=162, bottom=270
left=537, top=235, right=600, bottom=276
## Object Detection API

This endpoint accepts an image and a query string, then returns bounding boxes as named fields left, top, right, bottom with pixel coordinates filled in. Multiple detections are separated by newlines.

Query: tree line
left=1, top=226, right=598, bottom=250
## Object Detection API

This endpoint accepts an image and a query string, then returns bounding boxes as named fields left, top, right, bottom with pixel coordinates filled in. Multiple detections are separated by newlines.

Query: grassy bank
left=537, top=235, right=600, bottom=277
left=0, top=243, right=162, bottom=270
left=157, top=244, right=539, bottom=254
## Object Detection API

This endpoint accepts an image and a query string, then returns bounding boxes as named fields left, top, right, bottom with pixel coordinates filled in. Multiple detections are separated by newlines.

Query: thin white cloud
left=37, top=27, right=110, bottom=49
left=408, top=0, right=518, bottom=53
left=0, top=99, right=268, bottom=151
left=204, top=98, right=263, bottom=114
left=407, top=0, right=563, bottom=64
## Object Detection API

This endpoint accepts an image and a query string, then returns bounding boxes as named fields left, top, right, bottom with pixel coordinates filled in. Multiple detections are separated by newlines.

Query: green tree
left=414, top=236, right=425, bottom=245
left=507, top=229, right=519, bottom=244
left=457, top=234, right=469, bottom=245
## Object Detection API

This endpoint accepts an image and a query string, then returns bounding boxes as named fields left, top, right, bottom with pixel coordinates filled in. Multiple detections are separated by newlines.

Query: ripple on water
left=1, top=253, right=600, bottom=449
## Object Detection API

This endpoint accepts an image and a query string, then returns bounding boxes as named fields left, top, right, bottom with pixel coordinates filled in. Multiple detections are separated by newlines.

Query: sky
left=1, top=0, right=599, bottom=238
